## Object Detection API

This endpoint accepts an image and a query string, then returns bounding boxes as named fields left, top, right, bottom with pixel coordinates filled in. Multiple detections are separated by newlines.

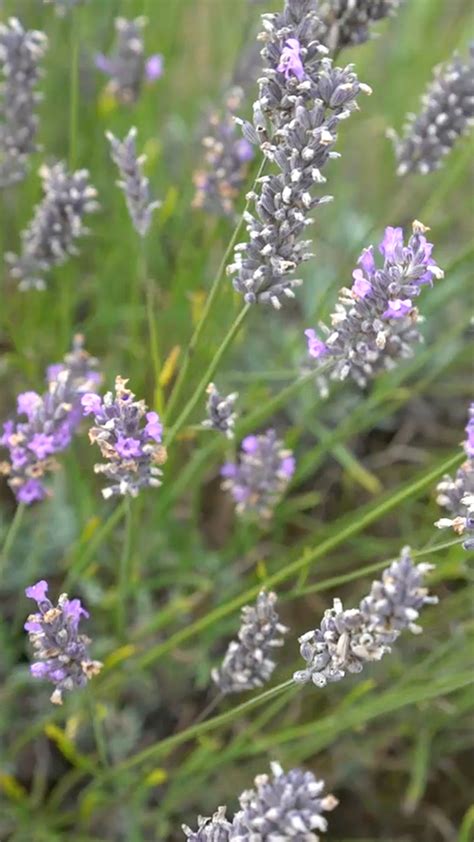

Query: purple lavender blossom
left=106, top=127, right=161, bottom=237
left=221, top=429, right=295, bottom=518
left=294, top=546, right=438, bottom=687
left=202, top=383, right=239, bottom=439
left=182, top=806, right=232, bottom=842
left=277, top=37, right=305, bottom=81
left=25, top=579, right=102, bottom=705
left=435, top=403, right=474, bottom=550
left=314, top=1, right=401, bottom=54
left=0, top=337, right=100, bottom=504
left=304, top=221, right=444, bottom=390
left=82, top=376, right=166, bottom=499
left=95, top=17, right=163, bottom=104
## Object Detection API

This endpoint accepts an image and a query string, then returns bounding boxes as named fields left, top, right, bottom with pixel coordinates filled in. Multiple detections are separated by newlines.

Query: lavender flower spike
left=0, top=336, right=100, bottom=504
left=435, top=402, right=474, bottom=550
left=5, top=162, right=99, bottom=290
left=25, top=580, right=102, bottom=705
left=182, top=806, right=233, bottom=842
left=106, top=127, right=160, bottom=237
left=0, top=18, right=48, bottom=187
left=95, top=17, right=163, bottom=104
left=202, top=383, right=239, bottom=439
left=82, top=376, right=167, bottom=499
left=212, top=591, right=289, bottom=695
left=315, top=1, right=401, bottom=54
left=305, top=221, right=444, bottom=390
left=294, top=546, right=438, bottom=687
left=227, top=0, right=371, bottom=307
left=389, top=45, right=474, bottom=176
left=221, top=429, right=295, bottom=518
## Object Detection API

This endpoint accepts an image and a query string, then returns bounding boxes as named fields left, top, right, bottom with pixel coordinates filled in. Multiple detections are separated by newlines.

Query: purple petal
left=25, top=580, right=49, bottom=602
left=304, top=328, right=329, bottom=359
left=379, top=226, right=404, bottom=262
left=145, top=53, right=164, bottom=81
left=95, top=53, right=113, bottom=75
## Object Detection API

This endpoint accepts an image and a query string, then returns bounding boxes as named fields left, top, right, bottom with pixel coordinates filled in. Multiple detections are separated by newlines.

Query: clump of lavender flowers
left=226, top=0, right=371, bottom=307
left=315, top=1, right=400, bottom=54
left=389, top=45, right=474, bottom=175
left=294, top=546, right=438, bottom=687
left=0, top=18, right=48, bottom=187
left=202, top=383, right=239, bottom=439
left=96, top=16, right=163, bottom=105
left=193, top=86, right=254, bottom=218
left=212, top=590, right=288, bottom=695
left=0, top=336, right=100, bottom=504
left=183, top=763, right=338, bottom=840
left=304, top=221, right=444, bottom=391
left=435, top=403, right=474, bottom=550
left=81, top=376, right=167, bottom=499
left=5, top=162, right=99, bottom=290
left=221, top=429, right=295, bottom=518
left=106, top=127, right=161, bottom=237
left=25, top=580, right=102, bottom=705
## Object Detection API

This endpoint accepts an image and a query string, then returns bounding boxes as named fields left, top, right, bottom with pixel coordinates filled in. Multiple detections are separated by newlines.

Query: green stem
left=116, top=499, right=133, bottom=640
left=87, top=689, right=109, bottom=769
left=142, top=243, right=165, bottom=415
left=164, top=303, right=251, bottom=448
left=68, top=11, right=80, bottom=170
left=164, top=157, right=266, bottom=424
left=64, top=499, right=127, bottom=590
left=0, top=503, right=26, bottom=576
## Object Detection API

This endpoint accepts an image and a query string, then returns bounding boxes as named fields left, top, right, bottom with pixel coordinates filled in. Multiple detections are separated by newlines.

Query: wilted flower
left=0, top=337, right=100, bottom=504
left=221, top=429, right=295, bottom=518
left=5, top=162, right=99, bottom=290
left=212, top=590, right=289, bottom=695
left=202, top=383, right=239, bottom=439
left=182, top=806, right=233, bottom=842
left=95, top=16, right=163, bottom=104
left=315, top=0, right=401, bottom=54
left=25, top=579, right=102, bottom=705
left=82, top=376, right=167, bottom=499
left=389, top=45, right=474, bottom=175
left=0, top=18, right=48, bottom=187
left=293, top=546, right=438, bottom=687
left=106, top=127, right=161, bottom=237
left=304, top=221, right=443, bottom=390
left=226, top=0, right=371, bottom=307
left=435, top=403, right=474, bottom=550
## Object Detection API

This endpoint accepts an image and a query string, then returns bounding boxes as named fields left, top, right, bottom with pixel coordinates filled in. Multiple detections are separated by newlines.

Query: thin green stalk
left=87, top=689, right=109, bottom=769
left=64, top=499, right=127, bottom=590
left=116, top=499, right=133, bottom=640
left=142, top=244, right=165, bottom=415
left=0, top=503, right=26, bottom=577
left=68, top=10, right=80, bottom=170
left=164, top=157, right=266, bottom=424
left=164, top=303, right=251, bottom=448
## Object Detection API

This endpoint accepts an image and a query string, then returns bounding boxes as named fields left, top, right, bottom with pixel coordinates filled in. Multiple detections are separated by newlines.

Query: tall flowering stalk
left=0, top=337, right=100, bottom=504
left=389, top=45, right=474, bottom=175
left=304, top=221, right=443, bottom=391
left=5, top=162, right=99, bottom=290
left=293, top=547, right=437, bottom=687
left=24, top=580, right=102, bottom=705
left=81, top=376, right=166, bottom=499
left=314, top=0, right=401, bottom=54
left=106, top=127, right=161, bottom=237
left=95, top=16, right=163, bottom=105
left=435, top=403, right=474, bottom=550
left=212, top=590, right=289, bottom=695
left=221, top=429, right=295, bottom=518
left=0, top=18, right=48, bottom=187
left=226, top=0, right=371, bottom=308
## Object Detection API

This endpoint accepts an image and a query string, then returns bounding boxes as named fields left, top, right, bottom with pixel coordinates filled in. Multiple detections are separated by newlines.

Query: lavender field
left=0, top=1, right=473, bottom=840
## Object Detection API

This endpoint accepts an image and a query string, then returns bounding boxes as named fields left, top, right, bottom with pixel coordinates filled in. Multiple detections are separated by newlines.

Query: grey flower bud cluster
left=211, top=590, right=289, bottom=695
left=5, top=162, right=99, bottom=290
left=183, top=763, right=338, bottom=841
left=0, top=18, right=48, bottom=187
left=293, top=547, right=438, bottom=687
left=98, top=16, right=147, bottom=104
left=226, top=0, right=370, bottom=307
left=202, top=383, right=239, bottom=439
left=106, top=127, right=161, bottom=237
left=389, top=45, right=474, bottom=176
left=435, top=402, right=474, bottom=550
left=314, top=1, right=400, bottom=54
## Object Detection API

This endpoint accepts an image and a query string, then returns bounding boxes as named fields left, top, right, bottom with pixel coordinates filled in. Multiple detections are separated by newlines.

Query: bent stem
left=0, top=502, right=26, bottom=576
left=116, top=498, right=133, bottom=640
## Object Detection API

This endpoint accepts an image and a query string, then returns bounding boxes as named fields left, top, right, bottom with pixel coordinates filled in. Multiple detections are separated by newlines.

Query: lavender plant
left=0, top=18, right=48, bottom=187
left=211, top=590, right=288, bottom=694
left=0, top=336, right=100, bottom=504
left=81, top=376, right=166, bottom=499
left=106, top=127, right=161, bottom=237
left=24, top=579, right=102, bottom=705
left=314, top=0, right=401, bottom=54
left=226, top=0, right=371, bottom=307
left=304, top=221, right=443, bottom=391
left=5, top=162, right=99, bottom=290
left=293, top=546, right=438, bottom=687
left=202, top=383, right=239, bottom=439
left=221, top=429, right=295, bottom=518
left=95, top=16, right=163, bottom=105
left=435, top=402, right=474, bottom=550
left=389, top=45, right=474, bottom=175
